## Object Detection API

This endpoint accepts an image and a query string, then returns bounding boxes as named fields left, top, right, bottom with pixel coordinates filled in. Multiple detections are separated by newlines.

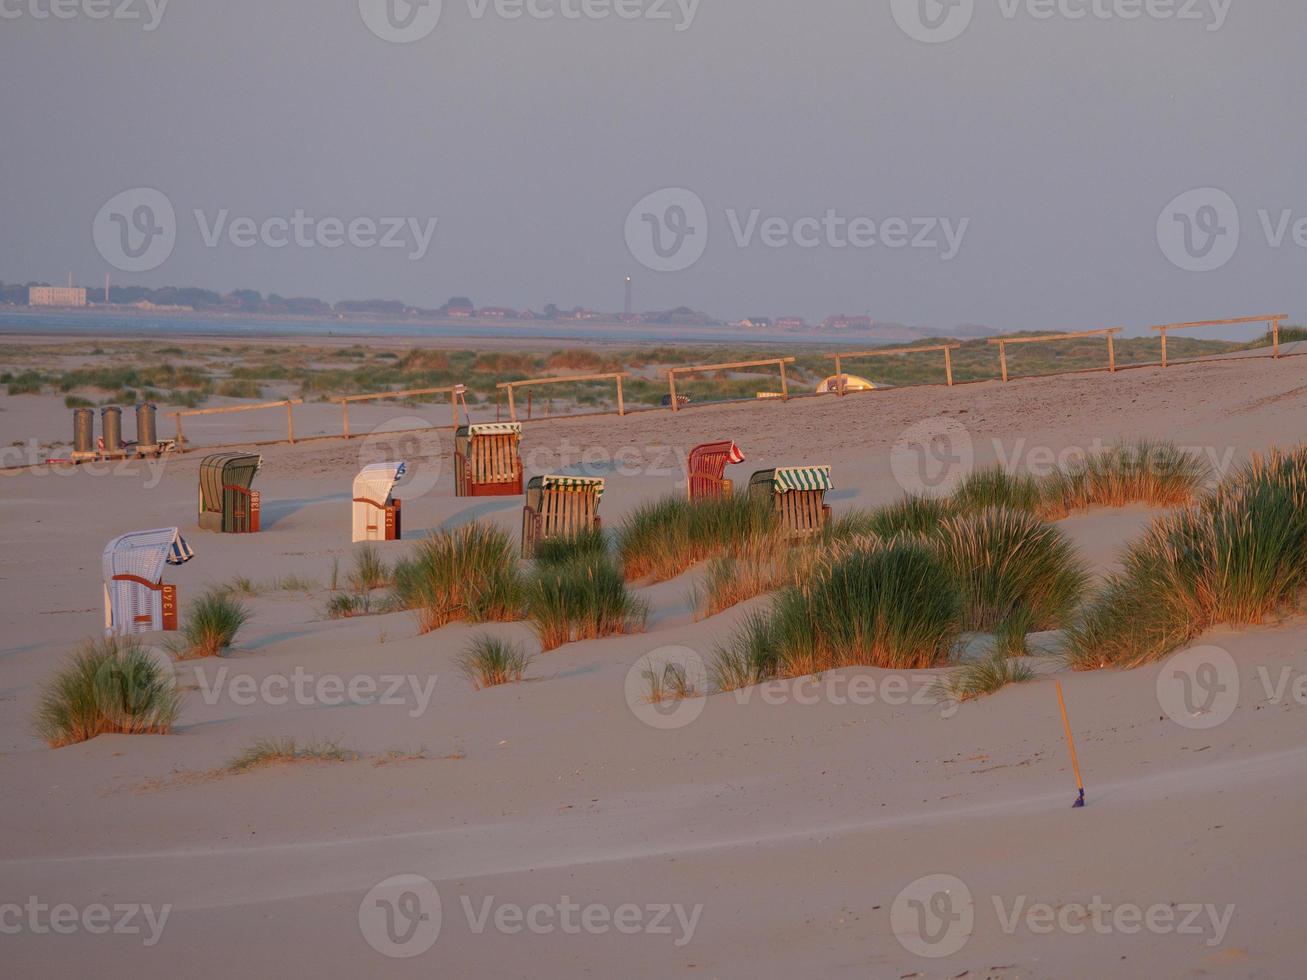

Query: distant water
left=0, top=308, right=881, bottom=347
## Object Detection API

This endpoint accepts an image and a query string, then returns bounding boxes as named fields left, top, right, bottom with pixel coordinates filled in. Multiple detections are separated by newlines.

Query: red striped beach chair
left=687, top=441, right=746, bottom=501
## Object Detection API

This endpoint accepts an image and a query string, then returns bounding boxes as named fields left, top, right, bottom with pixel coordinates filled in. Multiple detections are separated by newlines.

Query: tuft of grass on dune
left=527, top=555, right=648, bottom=652
left=617, top=493, right=777, bottom=582
left=226, top=738, right=357, bottom=773
left=34, top=637, right=181, bottom=747
left=1066, top=447, right=1307, bottom=669
left=457, top=634, right=533, bottom=689
left=1048, top=440, right=1211, bottom=514
left=347, top=543, right=391, bottom=594
left=936, top=651, right=1036, bottom=704
left=176, top=591, right=249, bottom=659
left=951, top=466, right=1049, bottom=517
left=392, top=524, right=525, bottom=633
left=533, top=526, right=610, bottom=568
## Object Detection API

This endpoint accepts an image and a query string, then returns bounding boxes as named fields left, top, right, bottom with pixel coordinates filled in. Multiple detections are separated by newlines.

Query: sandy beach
left=2, top=351, right=1306, bottom=978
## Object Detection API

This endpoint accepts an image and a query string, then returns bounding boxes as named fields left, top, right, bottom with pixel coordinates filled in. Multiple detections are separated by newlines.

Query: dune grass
left=640, top=658, right=698, bottom=703
left=178, top=591, right=249, bottom=659
left=1066, top=447, right=1307, bottom=669
left=347, top=543, right=391, bottom=593
left=931, top=508, right=1089, bottom=632
left=1048, top=440, right=1211, bottom=515
left=533, top=526, right=609, bottom=568
left=952, top=466, right=1050, bottom=517
left=227, top=737, right=357, bottom=773
left=710, top=539, right=961, bottom=688
left=527, top=555, right=649, bottom=652
left=617, top=493, right=777, bottom=582
left=34, top=637, right=181, bottom=747
left=392, top=524, right=525, bottom=633
left=937, top=652, right=1036, bottom=703
left=457, top=635, right=533, bottom=689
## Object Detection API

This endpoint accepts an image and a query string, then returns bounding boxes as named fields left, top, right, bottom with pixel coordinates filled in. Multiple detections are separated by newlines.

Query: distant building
left=775, top=317, right=808, bottom=331
left=821, top=314, right=874, bottom=331
left=478, top=307, right=519, bottom=319
left=738, top=318, right=773, bottom=329
left=446, top=306, right=475, bottom=318
left=29, top=286, right=87, bottom=307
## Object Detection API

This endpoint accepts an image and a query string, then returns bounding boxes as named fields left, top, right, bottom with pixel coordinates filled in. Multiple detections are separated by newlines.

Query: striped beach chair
left=521, top=475, right=604, bottom=558
left=353, top=461, right=406, bottom=542
left=103, top=528, right=194, bottom=636
left=198, top=452, right=261, bottom=533
left=749, top=466, right=833, bottom=537
left=455, top=423, right=524, bottom=497
left=687, top=441, right=746, bottom=501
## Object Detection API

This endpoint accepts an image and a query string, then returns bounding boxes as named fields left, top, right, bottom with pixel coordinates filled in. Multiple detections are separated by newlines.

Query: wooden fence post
left=286, top=401, right=295, bottom=444
left=1107, top=332, right=1116, bottom=373
left=341, top=400, right=351, bottom=439
left=616, top=376, right=625, bottom=416
left=834, top=355, right=844, bottom=396
left=668, top=372, right=679, bottom=412
left=778, top=361, right=790, bottom=401
left=999, top=342, right=1009, bottom=383
left=1160, top=329, right=1169, bottom=369
left=1273, top=316, right=1283, bottom=359
left=506, top=386, right=517, bottom=421
left=944, top=347, right=954, bottom=387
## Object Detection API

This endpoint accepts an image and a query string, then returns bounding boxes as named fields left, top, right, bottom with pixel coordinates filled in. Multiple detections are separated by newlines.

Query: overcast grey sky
left=1, top=0, right=1302, bottom=333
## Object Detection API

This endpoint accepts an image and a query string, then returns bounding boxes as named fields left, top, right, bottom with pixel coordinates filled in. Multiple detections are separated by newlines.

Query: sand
left=2, top=352, right=1307, bottom=978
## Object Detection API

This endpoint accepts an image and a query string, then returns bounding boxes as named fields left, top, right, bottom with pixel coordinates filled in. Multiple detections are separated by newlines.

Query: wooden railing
left=1152, top=314, right=1288, bottom=368
left=666, top=357, right=796, bottom=411
left=496, top=373, right=628, bottom=421
left=168, top=399, right=303, bottom=451
left=987, top=328, right=1124, bottom=382
left=333, top=385, right=465, bottom=438
left=825, top=343, right=962, bottom=392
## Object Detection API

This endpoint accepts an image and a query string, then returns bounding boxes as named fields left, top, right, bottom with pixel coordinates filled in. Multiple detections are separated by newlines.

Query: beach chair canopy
left=199, top=452, right=262, bottom=532
left=462, top=422, right=522, bottom=451
left=757, top=465, right=834, bottom=494
left=353, top=461, right=406, bottom=542
left=455, top=422, right=524, bottom=497
left=102, top=528, right=193, bottom=635
left=536, top=474, right=605, bottom=500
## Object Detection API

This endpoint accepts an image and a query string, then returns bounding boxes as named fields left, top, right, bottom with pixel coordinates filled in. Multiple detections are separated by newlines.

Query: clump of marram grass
left=215, top=575, right=262, bottom=598
left=457, top=635, right=533, bottom=689
left=348, top=543, right=391, bottom=593
left=1066, top=446, right=1307, bottom=669
left=864, top=495, right=955, bottom=537
left=34, top=637, right=181, bottom=747
left=617, top=493, right=777, bottom=582
left=533, top=526, right=609, bottom=568
left=936, top=652, right=1036, bottom=704
left=527, top=555, right=649, bottom=652
left=325, top=592, right=374, bottom=619
left=931, top=508, right=1089, bottom=632
left=952, top=466, right=1049, bottom=517
left=392, top=523, right=525, bottom=633
left=1048, top=440, right=1211, bottom=515
left=711, top=539, right=962, bottom=687
left=177, top=591, right=249, bottom=659
left=226, top=737, right=357, bottom=773
left=640, top=657, right=698, bottom=703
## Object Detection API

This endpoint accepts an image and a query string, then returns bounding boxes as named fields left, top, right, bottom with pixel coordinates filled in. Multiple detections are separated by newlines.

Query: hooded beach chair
left=749, top=466, right=833, bottom=538
left=521, top=475, right=604, bottom=558
left=687, top=441, right=746, bottom=501
left=103, top=528, right=194, bottom=636
left=353, top=461, right=406, bottom=542
left=198, top=453, right=262, bottom=533
left=455, top=422, right=524, bottom=497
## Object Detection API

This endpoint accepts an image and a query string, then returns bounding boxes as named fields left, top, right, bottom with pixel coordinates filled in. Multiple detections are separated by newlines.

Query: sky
left=1, top=0, right=1303, bottom=336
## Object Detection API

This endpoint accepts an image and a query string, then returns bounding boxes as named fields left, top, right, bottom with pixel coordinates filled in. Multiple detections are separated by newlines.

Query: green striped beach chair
left=749, top=465, right=833, bottom=538
left=198, top=453, right=262, bottom=533
left=522, top=475, right=604, bottom=558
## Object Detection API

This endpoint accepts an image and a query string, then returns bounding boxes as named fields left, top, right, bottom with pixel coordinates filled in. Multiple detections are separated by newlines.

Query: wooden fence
left=826, top=343, right=961, bottom=392
left=987, top=328, right=1123, bottom=382
left=496, top=372, right=628, bottom=421
left=1152, top=314, right=1288, bottom=368
left=334, top=385, right=465, bottom=438
left=168, top=399, right=303, bottom=451
left=666, top=357, right=796, bottom=411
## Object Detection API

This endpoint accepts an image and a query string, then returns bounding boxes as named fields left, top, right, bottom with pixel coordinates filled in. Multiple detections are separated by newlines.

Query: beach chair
left=198, top=453, right=262, bottom=533
left=103, top=528, right=194, bottom=636
left=455, top=423, right=524, bottom=497
left=353, top=461, right=406, bottom=542
left=687, top=441, right=746, bottom=501
left=749, top=466, right=833, bottom=538
left=521, top=475, right=604, bottom=558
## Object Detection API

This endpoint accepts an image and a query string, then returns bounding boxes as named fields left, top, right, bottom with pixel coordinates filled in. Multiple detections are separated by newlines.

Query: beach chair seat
left=353, top=461, right=406, bottom=542
left=522, top=475, right=604, bottom=557
left=102, top=528, right=194, bottom=636
left=455, top=423, right=524, bottom=497
left=687, top=441, right=746, bottom=501
left=749, top=466, right=833, bottom=538
left=198, top=452, right=262, bottom=533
